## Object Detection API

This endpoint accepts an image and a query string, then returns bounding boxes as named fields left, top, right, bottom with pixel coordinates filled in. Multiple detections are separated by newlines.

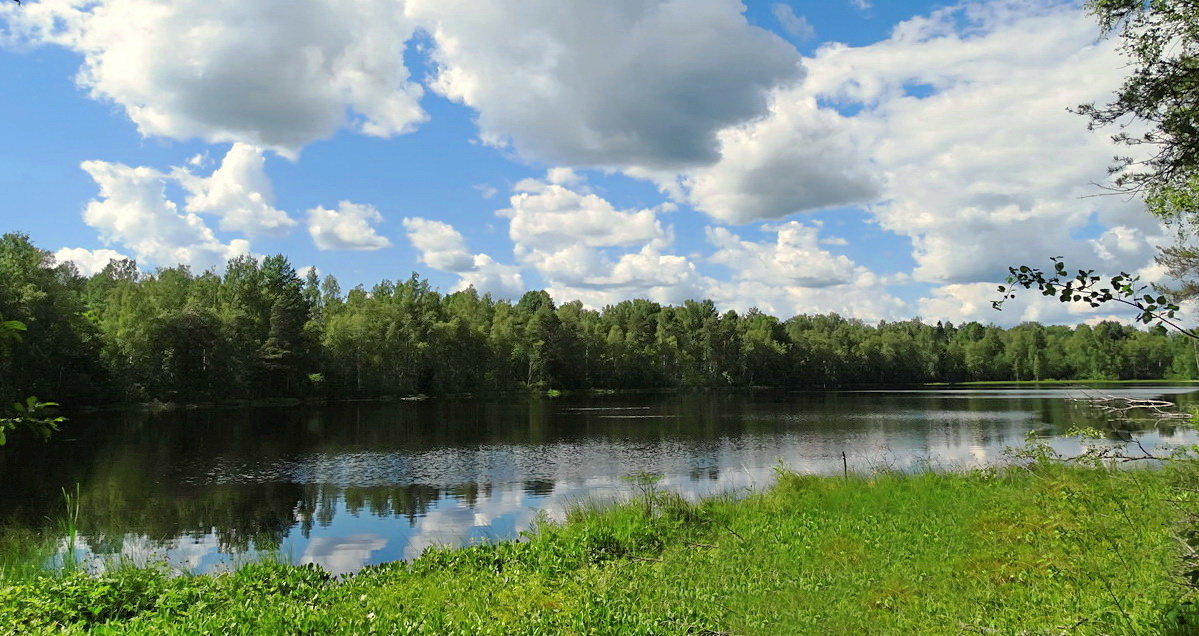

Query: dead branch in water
left=1066, top=389, right=1193, bottom=423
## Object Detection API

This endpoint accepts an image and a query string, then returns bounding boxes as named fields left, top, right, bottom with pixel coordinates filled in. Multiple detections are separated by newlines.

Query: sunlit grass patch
left=0, top=464, right=1192, bottom=634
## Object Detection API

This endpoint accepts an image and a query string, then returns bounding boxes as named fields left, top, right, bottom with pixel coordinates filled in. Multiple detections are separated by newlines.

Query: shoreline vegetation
left=1, top=462, right=1195, bottom=634
left=924, top=378, right=1199, bottom=386
left=47, top=377, right=1199, bottom=415
left=5, top=232, right=1199, bottom=416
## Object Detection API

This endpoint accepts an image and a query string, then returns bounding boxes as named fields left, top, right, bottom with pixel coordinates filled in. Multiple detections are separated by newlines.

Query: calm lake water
left=2, top=385, right=1197, bottom=575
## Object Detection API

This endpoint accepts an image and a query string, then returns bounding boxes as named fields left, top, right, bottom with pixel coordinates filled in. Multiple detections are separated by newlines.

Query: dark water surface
left=2, top=386, right=1196, bottom=575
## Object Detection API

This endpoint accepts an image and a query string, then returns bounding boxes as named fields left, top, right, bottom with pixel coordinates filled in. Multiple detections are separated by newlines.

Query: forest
left=1, top=232, right=1196, bottom=407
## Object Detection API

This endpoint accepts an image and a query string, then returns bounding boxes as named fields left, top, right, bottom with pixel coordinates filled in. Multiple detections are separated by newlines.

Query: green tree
left=259, top=287, right=309, bottom=394
left=0, top=233, right=105, bottom=405
left=255, top=255, right=315, bottom=394
left=3, top=233, right=1198, bottom=405
left=522, top=298, right=563, bottom=388
left=1075, top=1, right=1199, bottom=216
left=150, top=307, right=226, bottom=399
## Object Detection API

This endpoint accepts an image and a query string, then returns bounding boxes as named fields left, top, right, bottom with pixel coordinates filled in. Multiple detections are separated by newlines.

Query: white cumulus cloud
left=680, top=90, right=880, bottom=222
left=67, top=144, right=299, bottom=272
left=5, top=0, right=425, bottom=154
left=504, top=172, right=668, bottom=258
left=402, top=216, right=524, bottom=298
left=919, top=282, right=1136, bottom=327
left=825, top=2, right=1160, bottom=286
left=52, top=247, right=130, bottom=276
left=457, top=254, right=526, bottom=300
left=667, top=0, right=1170, bottom=324
left=80, top=160, right=251, bottom=272
left=175, top=143, right=295, bottom=237
left=544, top=245, right=711, bottom=308
left=706, top=278, right=907, bottom=322
left=402, top=217, right=476, bottom=272
left=703, top=222, right=907, bottom=320
left=707, top=222, right=861, bottom=288
left=8, top=0, right=1179, bottom=328
left=407, top=0, right=801, bottom=170
left=494, top=171, right=710, bottom=306
left=307, top=201, right=392, bottom=251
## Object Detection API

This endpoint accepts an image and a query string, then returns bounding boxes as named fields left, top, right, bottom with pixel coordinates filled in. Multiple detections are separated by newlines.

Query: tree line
left=2, top=232, right=1197, bottom=406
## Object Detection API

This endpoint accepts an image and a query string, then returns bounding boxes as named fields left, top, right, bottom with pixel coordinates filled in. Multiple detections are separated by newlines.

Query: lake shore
left=62, top=378, right=1199, bottom=415
left=2, top=463, right=1193, bottom=634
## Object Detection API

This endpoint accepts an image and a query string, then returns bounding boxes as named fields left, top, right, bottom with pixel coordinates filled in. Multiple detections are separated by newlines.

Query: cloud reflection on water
left=36, top=387, right=1199, bottom=575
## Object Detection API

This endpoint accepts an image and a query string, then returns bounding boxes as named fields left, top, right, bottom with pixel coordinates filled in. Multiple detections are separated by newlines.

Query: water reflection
left=1, top=386, right=1195, bottom=575
left=299, top=535, right=388, bottom=576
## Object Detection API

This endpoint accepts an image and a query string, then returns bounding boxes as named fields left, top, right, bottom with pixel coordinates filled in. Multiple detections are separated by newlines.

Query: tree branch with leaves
left=994, top=257, right=1197, bottom=338
left=0, top=318, right=65, bottom=446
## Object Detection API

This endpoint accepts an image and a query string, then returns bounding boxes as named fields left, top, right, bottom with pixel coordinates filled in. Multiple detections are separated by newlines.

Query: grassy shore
left=1, top=464, right=1195, bottom=634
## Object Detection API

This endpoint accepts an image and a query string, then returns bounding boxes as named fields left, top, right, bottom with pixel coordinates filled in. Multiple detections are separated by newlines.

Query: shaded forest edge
left=3, top=232, right=1199, bottom=410
left=0, top=463, right=1192, bottom=633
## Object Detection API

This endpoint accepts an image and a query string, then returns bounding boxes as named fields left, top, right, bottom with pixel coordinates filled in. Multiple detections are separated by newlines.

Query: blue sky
left=0, top=0, right=1168, bottom=325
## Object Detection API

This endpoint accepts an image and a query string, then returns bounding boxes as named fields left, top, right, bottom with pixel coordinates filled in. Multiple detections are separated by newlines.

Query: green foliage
left=0, top=309, right=69, bottom=447
left=59, top=485, right=80, bottom=570
left=1156, top=244, right=1199, bottom=304
left=1148, top=171, right=1199, bottom=232
left=0, top=319, right=25, bottom=353
left=0, top=466, right=1187, bottom=633
left=1076, top=1, right=1199, bottom=213
left=0, top=397, right=64, bottom=446
left=996, top=256, right=1195, bottom=337
left=3, top=233, right=1199, bottom=408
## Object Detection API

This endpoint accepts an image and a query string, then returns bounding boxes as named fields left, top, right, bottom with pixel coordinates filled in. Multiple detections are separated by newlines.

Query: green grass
left=1, top=464, right=1195, bottom=634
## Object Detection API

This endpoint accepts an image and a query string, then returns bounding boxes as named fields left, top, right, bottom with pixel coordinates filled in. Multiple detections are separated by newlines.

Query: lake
left=1, top=385, right=1196, bottom=576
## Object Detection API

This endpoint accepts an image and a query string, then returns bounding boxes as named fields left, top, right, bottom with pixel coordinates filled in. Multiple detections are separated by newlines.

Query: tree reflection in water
left=1, top=387, right=1195, bottom=573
